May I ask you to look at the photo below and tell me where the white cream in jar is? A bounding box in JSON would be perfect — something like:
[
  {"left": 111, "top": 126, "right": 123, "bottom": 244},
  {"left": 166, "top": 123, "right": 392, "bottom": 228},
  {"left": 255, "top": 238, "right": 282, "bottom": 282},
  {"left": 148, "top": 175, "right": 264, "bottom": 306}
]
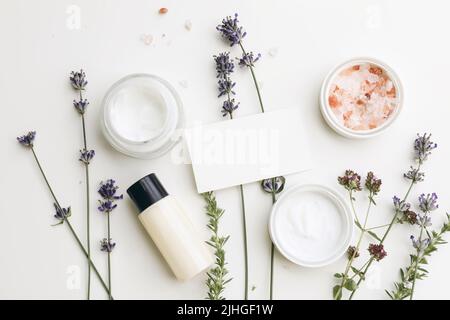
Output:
[{"left": 269, "top": 184, "right": 353, "bottom": 267}]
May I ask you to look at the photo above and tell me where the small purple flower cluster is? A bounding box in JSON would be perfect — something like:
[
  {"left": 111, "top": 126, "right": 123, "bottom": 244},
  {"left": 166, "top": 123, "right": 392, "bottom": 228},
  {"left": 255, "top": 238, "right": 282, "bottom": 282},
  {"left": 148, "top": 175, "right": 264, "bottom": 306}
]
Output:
[
  {"left": 365, "top": 172, "right": 382, "bottom": 195},
  {"left": 414, "top": 133, "right": 437, "bottom": 164},
  {"left": 338, "top": 170, "right": 362, "bottom": 192},
  {"left": 17, "top": 131, "right": 36, "bottom": 148},
  {"left": 98, "top": 179, "right": 123, "bottom": 214},
  {"left": 214, "top": 52, "right": 240, "bottom": 117},
  {"left": 79, "top": 149, "right": 95, "bottom": 165},
  {"left": 261, "top": 176, "right": 286, "bottom": 194},
  {"left": 368, "top": 243, "right": 387, "bottom": 261},
  {"left": 100, "top": 238, "right": 116, "bottom": 253},
  {"left": 216, "top": 13, "right": 246, "bottom": 47}
]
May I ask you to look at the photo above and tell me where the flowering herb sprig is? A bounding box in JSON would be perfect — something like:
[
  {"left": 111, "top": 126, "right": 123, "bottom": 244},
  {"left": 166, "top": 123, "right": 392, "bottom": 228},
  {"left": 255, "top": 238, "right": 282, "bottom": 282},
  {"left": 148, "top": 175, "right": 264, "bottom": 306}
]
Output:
[
  {"left": 387, "top": 197, "right": 449, "bottom": 300},
  {"left": 70, "top": 69, "right": 95, "bottom": 299},
  {"left": 203, "top": 192, "right": 231, "bottom": 300},
  {"left": 17, "top": 131, "right": 111, "bottom": 297},
  {"left": 98, "top": 179, "right": 123, "bottom": 300},
  {"left": 333, "top": 171, "right": 382, "bottom": 300},
  {"left": 218, "top": 13, "right": 286, "bottom": 300},
  {"left": 206, "top": 52, "right": 235, "bottom": 299},
  {"left": 340, "top": 133, "right": 437, "bottom": 300}
]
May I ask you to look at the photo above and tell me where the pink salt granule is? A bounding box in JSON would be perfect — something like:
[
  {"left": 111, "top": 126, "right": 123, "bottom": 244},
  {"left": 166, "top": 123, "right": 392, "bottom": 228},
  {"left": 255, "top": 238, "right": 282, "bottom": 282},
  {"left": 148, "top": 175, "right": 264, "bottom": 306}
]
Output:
[{"left": 327, "top": 63, "right": 398, "bottom": 131}]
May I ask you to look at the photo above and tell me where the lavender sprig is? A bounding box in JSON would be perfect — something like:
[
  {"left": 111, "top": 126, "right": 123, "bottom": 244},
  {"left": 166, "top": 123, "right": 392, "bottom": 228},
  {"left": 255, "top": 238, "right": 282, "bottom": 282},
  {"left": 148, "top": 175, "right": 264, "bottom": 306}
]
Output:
[
  {"left": 347, "top": 133, "right": 437, "bottom": 300},
  {"left": 70, "top": 69, "right": 95, "bottom": 299},
  {"left": 98, "top": 179, "right": 122, "bottom": 300},
  {"left": 17, "top": 131, "right": 112, "bottom": 297}
]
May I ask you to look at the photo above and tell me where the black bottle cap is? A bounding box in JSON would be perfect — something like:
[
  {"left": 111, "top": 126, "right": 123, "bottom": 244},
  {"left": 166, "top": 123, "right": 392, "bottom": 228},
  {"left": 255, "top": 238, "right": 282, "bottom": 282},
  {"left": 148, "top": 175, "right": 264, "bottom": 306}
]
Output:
[{"left": 127, "top": 173, "right": 169, "bottom": 214}]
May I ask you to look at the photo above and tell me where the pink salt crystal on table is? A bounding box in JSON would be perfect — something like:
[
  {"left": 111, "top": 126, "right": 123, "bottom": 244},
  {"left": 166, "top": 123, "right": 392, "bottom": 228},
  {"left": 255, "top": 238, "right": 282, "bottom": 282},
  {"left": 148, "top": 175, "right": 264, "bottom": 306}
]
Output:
[{"left": 327, "top": 63, "right": 398, "bottom": 131}]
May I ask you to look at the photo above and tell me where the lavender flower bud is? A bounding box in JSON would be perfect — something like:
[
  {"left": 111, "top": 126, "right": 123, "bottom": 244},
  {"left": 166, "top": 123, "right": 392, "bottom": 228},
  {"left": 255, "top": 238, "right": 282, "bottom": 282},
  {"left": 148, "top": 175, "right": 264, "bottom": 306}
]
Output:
[
  {"left": 221, "top": 99, "right": 239, "bottom": 117},
  {"left": 418, "top": 214, "right": 432, "bottom": 227},
  {"left": 70, "top": 69, "right": 88, "bottom": 90},
  {"left": 53, "top": 203, "right": 71, "bottom": 221},
  {"left": 414, "top": 133, "right": 437, "bottom": 164},
  {"left": 410, "top": 235, "right": 430, "bottom": 253},
  {"left": 418, "top": 193, "right": 439, "bottom": 213},
  {"left": 218, "top": 79, "right": 236, "bottom": 98},
  {"left": 98, "top": 179, "right": 123, "bottom": 201},
  {"left": 100, "top": 238, "right": 116, "bottom": 253},
  {"left": 17, "top": 131, "right": 36, "bottom": 147},
  {"left": 98, "top": 200, "right": 117, "bottom": 213},
  {"left": 238, "top": 52, "right": 261, "bottom": 67},
  {"left": 214, "top": 52, "right": 235, "bottom": 79},
  {"left": 368, "top": 243, "right": 387, "bottom": 261},
  {"left": 79, "top": 149, "right": 95, "bottom": 165},
  {"left": 216, "top": 13, "right": 247, "bottom": 46},
  {"left": 338, "top": 170, "right": 362, "bottom": 192},
  {"left": 393, "top": 196, "right": 411, "bottom": 212},
  {"left": 73, "top": 99, "right": 89, "bottom": 114},
  {"left": 365, "top": 171, "right": 382, "bottom": 195},
  {"left": 261, "top": 176, "right": 286, "bottom": 194},
  {"left": 404, "top": 166, "right": 424, "bottom": 183}
]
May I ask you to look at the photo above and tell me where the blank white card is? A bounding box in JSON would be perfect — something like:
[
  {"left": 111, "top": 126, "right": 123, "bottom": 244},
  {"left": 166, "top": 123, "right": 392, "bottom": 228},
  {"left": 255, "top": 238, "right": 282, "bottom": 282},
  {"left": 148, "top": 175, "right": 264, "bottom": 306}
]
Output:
[{"left": 184, "top": 108, "right": 312, "bottom": 193}]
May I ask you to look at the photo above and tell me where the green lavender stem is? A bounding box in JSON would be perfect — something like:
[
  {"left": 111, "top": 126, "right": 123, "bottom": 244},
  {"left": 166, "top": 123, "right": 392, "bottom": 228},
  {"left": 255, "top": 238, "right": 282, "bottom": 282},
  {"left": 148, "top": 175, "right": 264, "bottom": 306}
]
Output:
[
  {"left": 230, "top": 110, "right": 248, "bottom": 300},
  {"left": 349, "top": 176, "right": 417, "bottom": 300},
  {"left": 30, "top": 147, "right": 112, "bottom": 298},
  {"left": 270, "top": 180, "right": 276, "bottom": 300},
  {"left": 238, "top": 42, "right": 265, "bottom": 113},
  {"left": 79, "top": 89, "right": 92, "bottom": 300},
  {"left": 107, "top": 212, "right": 112, "bottom": 300}
]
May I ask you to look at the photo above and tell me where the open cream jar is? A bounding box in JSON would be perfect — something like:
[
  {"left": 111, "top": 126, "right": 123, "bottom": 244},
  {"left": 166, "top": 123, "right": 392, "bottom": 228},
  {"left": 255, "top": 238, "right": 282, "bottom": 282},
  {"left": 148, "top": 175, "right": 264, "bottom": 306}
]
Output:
[
  {"left": 269, "top": 184, "right": 353, "bottom": 268},
  {"left": 320, "top": 57, "right": 403, "bottom": 139},
  {"left": 101, "top": 74, "right": 184, "bottom": 158}
]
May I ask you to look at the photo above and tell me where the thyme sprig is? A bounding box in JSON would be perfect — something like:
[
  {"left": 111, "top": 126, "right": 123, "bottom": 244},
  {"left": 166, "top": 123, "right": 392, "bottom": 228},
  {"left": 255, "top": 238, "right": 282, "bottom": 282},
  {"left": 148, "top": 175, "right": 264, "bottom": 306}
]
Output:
[{"left": 203, "top": 192, "right": 231, "bottom": 300}]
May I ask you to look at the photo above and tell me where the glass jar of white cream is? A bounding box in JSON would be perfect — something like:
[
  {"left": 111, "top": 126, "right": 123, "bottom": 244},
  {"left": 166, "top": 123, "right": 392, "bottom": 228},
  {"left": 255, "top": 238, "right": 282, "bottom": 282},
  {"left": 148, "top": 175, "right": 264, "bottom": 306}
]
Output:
[{"left": 101, "top": 74, "right": 184, "bottom": 158}]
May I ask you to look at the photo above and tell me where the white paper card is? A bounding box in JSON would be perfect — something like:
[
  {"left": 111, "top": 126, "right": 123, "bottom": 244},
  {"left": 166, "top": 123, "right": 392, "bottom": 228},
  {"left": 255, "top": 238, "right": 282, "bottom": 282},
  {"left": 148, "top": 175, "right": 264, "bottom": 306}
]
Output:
[{"left": 184, "top": 108, "right": 312, "bottom": 193}]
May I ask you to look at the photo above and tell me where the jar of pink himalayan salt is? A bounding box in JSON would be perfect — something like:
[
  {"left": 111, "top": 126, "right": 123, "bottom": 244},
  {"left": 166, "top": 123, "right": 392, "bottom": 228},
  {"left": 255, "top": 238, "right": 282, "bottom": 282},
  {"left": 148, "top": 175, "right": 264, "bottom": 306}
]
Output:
[{"left": 320, "top": 57, "right": 403, "bottom": 139}]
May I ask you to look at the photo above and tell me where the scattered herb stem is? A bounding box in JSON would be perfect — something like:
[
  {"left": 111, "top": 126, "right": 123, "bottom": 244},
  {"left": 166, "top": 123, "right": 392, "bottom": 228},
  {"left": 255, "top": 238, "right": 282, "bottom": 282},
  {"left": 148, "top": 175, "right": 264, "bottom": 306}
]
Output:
[
  {"left": 30, "top": 147, "right": 112, "bottom": 298},
  {"left": 238, "top": 42, "right": 264, "bottom": 113}
]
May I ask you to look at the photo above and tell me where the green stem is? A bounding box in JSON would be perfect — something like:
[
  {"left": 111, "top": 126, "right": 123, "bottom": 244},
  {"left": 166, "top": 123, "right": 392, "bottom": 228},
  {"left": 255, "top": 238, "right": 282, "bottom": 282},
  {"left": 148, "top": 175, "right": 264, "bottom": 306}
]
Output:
[
  {"left": 230, "top": 110, "right": 248, "bottom": 300},
  {"left": 107, "top": 212, "right": 112, "bottom": 300},
  {"left": 336, "top": 192, "right": 373, "bottom": 299},
  {"left": 366, "top": 224, "right": 391, "bottom": 231},
  {"left": 349, "top": 175, "right": 417, "bottom": 300},
  {"left": 410, "top": 217, "right": 426, "bottom": 300},
  {"left": 238, "top": 42, "right": 265, "bottom": 113},
  {"left": 30, "top": 147, "right": 111, "bottom": 298},
  {"left": 349, "top": 191, "right": 361, "bottom": 226},
  {"left": 270, "top": 182, "right": 276, "bottom": 300},
  {"left": 81, "top": 112, "right": 91, "bottom": 300},
  {"left": 239, "top": 184, "right": 248, "bottom": 300}
]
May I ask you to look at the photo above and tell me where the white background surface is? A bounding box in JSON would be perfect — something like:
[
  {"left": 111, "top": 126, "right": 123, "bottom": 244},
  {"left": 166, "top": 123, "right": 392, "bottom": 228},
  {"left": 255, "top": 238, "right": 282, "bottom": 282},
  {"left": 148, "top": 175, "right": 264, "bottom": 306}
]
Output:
[{"left": 1, "top": 0, "right": 449, "bottom": 300}]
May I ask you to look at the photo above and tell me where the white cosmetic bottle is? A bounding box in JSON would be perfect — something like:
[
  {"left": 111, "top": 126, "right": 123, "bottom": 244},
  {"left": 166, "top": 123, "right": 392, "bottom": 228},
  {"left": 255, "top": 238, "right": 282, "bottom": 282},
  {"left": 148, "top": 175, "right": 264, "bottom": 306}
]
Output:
[{"left": 127, "top": 173, "right": 213, "bottom": 281}]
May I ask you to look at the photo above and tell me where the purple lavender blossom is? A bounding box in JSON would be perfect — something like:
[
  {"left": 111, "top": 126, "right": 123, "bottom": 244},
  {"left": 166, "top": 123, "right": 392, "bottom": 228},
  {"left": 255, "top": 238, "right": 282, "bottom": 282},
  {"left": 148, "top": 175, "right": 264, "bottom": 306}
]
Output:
[
  {"left": 98, "top": 179, "right": 123, "bottom": 201},
  {"left": 17, "top": 131, "right": 36, "bottom": 147},
  {"left": 418, "top": 214, "right": 432, "bottom": 227},
  {"left": 218, "top": 79, "right": 236, "bottom": 98},
  {"left": 238, "top": 52, "right": 261, "bottom": 67},
  {"left": 404, "top": 166, "right": 425, "bottom": 183},
  {"left": 261, "top": 176, "right": 286, "bottom": 194},
  {"left": 70, "top": 69, "right": 88, "bottom": 90},
  {"left": 53, "top": 203, "right": 71, "bottom": 221},
  {"left": 216, "top": 13, "right": 247, "bottom": 46},
  {"left": 221, "top": 99, "right": 239, "bottom": 117},
  {"left": 100, "top": 238, "right": 116, "bottom": 253},
  {"left": 214, "top": 52, "right": 235, "bottom": 79},
  {"left": 79, "top": 149, "right": 95, "bottom": 165},
  {"left": 393, "top": 196, "right": 411, "bottom": 212},
  {"left": 98, "top": 179, "right": 123, "bottom": 214},
  {"left": 414, "top": 133, "right": 437, "bottom": 164},
  {"left": 418, "top": 193, "right": 439, "bottom": 213},
  {"left": 73, "top": 99, "right": 89, "bottom": 114},
  {"left": 410, "top": 235, "right": 430, "bottom": 253}
]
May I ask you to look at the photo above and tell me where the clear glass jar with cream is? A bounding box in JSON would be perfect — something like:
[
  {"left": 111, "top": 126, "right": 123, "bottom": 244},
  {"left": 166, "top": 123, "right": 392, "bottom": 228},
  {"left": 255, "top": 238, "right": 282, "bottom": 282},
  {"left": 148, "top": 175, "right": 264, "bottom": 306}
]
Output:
[{"left": 101, "top": 74, "right": 184, "bottom": 158}]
